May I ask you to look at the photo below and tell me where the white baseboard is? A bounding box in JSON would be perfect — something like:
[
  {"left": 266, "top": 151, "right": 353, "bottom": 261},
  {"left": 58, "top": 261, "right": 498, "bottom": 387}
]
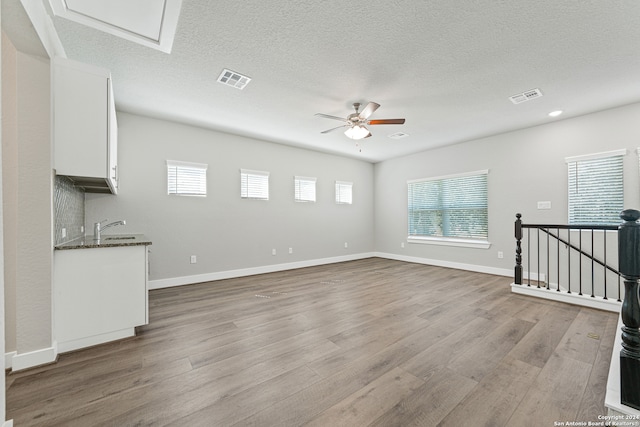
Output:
[
  {"left": 3, "top": 420, "right": 14, "bottom": 427},
  {"left": 374, "top": 252, "right": 513, "bottom": 277},
  {"left": 510, "top": 282, "right": 621, "bottom": 312},
  {"left": 10, "top": 346, "right": 57, "bottom": 372},
  {"left": 57, "top": 328, "right": 135, "bottom": 354},
  {"left": 149, "top": 252, "right": 377, "bottom": 290},
  {"left": 4, "top": 351, "right": 16, "bottom": 370}
]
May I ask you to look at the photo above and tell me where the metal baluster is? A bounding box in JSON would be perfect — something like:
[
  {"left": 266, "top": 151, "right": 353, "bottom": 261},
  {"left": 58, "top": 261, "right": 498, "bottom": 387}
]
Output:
[
  {"left": 557, "top": 227, "right": 560, "bottom": 292},
  {"left": 591, "top": 229, "right": 595, "bottom": 298},
  {"left": 527, "top": 227, "right": 531, "bottom": 286},
  {"left": 537, "top": 228, "right": 541, "bottom": 288},
  {"left": 619, "top": 273, "right": 622, "bottom": 302},
  {"left": 567, "top": 229, "right": 571, "bottom": 294},
  {"left": 568, "top": 227, "right": 572, "bottom": 294},
  {"left": 579, "top": 230, "right": 583, "bottom": 296},
  {"left": 604, "top": 229, "right": 608, "bottom": 300},
  {"left": 546, "top": 228, "right": 550, "bottom": 290}
]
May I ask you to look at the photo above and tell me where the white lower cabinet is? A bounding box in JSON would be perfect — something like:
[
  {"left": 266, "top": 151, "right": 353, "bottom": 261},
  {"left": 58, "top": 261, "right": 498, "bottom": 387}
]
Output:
[{"left": 54, "top": 245, "right": 148, "bottom": 353}]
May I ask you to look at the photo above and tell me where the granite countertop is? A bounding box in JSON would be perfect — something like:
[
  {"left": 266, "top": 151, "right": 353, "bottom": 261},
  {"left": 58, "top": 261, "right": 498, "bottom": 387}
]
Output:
[{"left": 55, "top": 234, "right": 152, "bottom": 250}]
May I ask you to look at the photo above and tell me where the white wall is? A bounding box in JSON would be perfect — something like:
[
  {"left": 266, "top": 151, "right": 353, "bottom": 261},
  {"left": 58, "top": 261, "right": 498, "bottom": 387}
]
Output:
[
  {"left": 86, "top": 104, "right": 640, "bottom": 287},
  {"left": 0, "top": 5, "right": 6, "bottom": 424},
  {"left": 1, "top": 33, "right": 53, "bottom": 367},
  {"left": 1, "top": 33, "right": 16, "bottom": 356},
  {"left": 15, "top": 50, "right": 52, "bottom": 355},
  {"left": 374, "top": 102, "right": 640, "bottom": 274},
  {"left": 85, "top": 113, "right": 375, "bottom": 286}
]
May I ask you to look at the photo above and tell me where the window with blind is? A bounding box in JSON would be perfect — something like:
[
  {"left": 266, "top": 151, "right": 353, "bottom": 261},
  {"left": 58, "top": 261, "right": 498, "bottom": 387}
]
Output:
[
  {"left": 335, "top": 181, "right": 353, "bottom": 204},
  {"left": 167, "top": 160, "right": 207, "bottom": 196},
  {"left": 294, "top": 176, "right": 316, "bottom": 202},
  {"left": 566, "top": 149, "right": 625, "bottom": 225},
  {"left": 240, "top": 169, "right": 269, "bottom": 200},
  {"left": 407, "top": 170, "right": 489, "bottom": 245}
]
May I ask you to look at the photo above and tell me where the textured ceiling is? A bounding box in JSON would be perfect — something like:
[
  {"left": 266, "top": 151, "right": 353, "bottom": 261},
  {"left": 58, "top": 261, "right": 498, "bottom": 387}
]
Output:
[
  {"left": 2, "top": 0, "right": 48, "bottom": 58},
  {"left": 9, "top": 1, "right": 640, "bottom": 162}
]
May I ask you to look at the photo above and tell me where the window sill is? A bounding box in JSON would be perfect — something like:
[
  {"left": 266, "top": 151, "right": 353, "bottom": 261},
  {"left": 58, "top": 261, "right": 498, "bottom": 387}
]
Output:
[{"left": 407, "top": 236, "right": 492, "bottom": 249}]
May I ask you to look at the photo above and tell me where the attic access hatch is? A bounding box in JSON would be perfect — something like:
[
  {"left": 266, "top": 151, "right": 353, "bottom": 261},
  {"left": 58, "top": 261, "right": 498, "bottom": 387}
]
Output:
[{"left": 48, "top": 0, "right": 183, "bottom": 53}]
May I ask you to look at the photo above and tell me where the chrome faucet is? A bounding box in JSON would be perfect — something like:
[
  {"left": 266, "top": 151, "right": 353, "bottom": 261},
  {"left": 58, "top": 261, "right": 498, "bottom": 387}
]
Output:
[{"left": 93, "top": 219, "right": 126, "bottom": 240}]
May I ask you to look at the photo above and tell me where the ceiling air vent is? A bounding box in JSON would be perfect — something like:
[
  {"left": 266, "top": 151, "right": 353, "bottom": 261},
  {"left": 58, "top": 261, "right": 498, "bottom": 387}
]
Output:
[
  {"left": 509, "top": 88, "right": 543, "bottom": 104},
  {"left": 217, "top": 69, "right": 251, "bottom": 90}
]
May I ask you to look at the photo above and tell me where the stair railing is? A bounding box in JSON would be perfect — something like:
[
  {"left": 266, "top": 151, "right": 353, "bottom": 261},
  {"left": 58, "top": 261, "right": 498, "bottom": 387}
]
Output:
[
  {"left": 515, "top": 210, "right": 640, "bottom": 410},
  {"left": 514, "top": 213, "right": 621, "bottom": 301}
]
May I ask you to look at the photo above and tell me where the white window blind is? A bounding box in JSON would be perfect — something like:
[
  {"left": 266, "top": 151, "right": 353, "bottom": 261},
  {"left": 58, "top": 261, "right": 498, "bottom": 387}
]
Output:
[
  {"left": 240, "top": 169, "right": 269, "bottom": 200},
  {"left": 167, "top": 160, "right": 207, "bottom": 196},
  {"left": 408, "top": 170, "right": 488, "bottom": 240},
  {"left": 294, "top": 176, "right": 316, "bottom": 202},
  {"left": 335, "top": 181, "right": 353, "bottom": 204},
  {"left": 567, "top": 150, "right": 625, "bottom": 225}
]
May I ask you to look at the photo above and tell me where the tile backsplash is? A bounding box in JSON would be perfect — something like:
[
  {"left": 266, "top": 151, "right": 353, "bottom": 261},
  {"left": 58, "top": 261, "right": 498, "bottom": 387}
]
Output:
[{"left": 54, "top": 175, "right": 84, "bottom": 245}]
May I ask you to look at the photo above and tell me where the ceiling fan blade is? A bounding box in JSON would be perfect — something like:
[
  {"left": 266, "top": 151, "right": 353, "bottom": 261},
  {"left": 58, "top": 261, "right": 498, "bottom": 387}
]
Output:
[
  {"left": 358, "top": 102, "right": 380, "bottom": 120},
  {"left": 321, "top": 125, "right": 349, "bottom": 134},
  {"left": 315, "top": 113, "right": 348, "bottom": 122},
  {"left": 367, "top": 119, "right": 406, "bottom": 125}
]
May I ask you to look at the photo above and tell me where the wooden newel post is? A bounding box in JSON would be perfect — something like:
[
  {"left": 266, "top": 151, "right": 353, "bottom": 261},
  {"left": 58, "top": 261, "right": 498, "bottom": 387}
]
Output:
[
  {"left": 618, "top": 208, "right": 640, "bottom": 410},
  {"left": 515, "top": 213, "right": 523, "bottom": 285}
]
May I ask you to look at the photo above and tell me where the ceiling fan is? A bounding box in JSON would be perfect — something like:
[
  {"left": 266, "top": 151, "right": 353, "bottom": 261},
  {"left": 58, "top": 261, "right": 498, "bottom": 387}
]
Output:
[{"left": 315, "top": 102, "right": 405, "bottom": 140}]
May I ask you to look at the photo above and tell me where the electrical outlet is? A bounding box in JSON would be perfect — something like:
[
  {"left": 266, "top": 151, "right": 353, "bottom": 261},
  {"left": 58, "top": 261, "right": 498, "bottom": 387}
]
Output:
[
  {"left": 344, "top": 242, "right": 348, "bottom": 249},
  {"left": 81, "top": 225, "right": 84, "bottom": 233},
  {"left": 537, "top": 201, "right": 552, "bottom": 210},
  {"left": 272, "top": 249, "right": 276, "bottom": 256},
  {"left": 61, "top": 228, "right": 66, "bottom": 238},
  {"left": 289, "top": 247, "right": 293, "bottom": 254},
  {"left": 498, "top": 251, "right": 504, "bottom": 259},
  {"left": 190, "top": 255, "right": 197, "bottom": 264},
  {"left": 401, "top": 242, "right": 405, "bottom": 248}
]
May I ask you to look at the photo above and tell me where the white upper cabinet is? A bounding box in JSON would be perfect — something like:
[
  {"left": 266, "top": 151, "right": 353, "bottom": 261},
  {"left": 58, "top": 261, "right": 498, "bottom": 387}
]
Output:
[{"left": 53, "top": 56, "right": 118, "bottom": 194}]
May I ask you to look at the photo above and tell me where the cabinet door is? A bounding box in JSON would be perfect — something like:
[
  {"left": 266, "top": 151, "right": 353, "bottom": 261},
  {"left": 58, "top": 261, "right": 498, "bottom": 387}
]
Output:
[
  {"left": 107, "top": 77, "right": 118, "bottom": 193},
  {"left": 53, "top": 58, "right": 108, "bottom": 179},
  {"left": 54, "top": 246, "right": 147, "bottom": 345}
]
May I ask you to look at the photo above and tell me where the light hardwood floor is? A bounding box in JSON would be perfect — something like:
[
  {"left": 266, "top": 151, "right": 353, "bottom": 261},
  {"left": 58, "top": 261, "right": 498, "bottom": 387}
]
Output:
[{"left": 6, "top": 258, "right": 617, "bottom": 426}]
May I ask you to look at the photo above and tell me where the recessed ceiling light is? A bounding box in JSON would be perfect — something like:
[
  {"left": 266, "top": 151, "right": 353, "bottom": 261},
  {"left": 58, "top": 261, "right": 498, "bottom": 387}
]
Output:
[{"left": 548, "top": 110, "right": 563, "bottom": 117}]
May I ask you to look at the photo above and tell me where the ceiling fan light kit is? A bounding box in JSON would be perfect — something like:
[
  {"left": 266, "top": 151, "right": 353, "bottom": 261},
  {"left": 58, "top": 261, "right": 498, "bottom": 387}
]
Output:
[
  {"left": 315, "top": 101, "right": 406, "bottom": 143},
  {"left": 344, "top": 125, "right": 371, "bottom": 140}
]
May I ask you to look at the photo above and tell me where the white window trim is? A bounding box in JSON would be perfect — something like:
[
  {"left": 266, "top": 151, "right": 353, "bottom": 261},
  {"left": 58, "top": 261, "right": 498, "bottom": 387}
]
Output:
[
  {"left": 335, "top": 180, "right": 353, "bottom": 205},
  {"left": 294, "top": 176, "right": 317, "bottom": 203},
  {"left": 566, "top": 149, "right": 625, "bottom": 225},
  {"left": 565, "top": 148, "right": 627, "bottom": 163},
  {"left": 167, "top": 160, "right": 207, "bottom": 197},
  {"left": 407, "top": 235, "right": 491, "bottom": 249},
  {"left": 240, "top": 168, "right": 270, "bottom": 200},
  {"left": 637, "top": 147, "right": 640, "bottom": 181},
  {"left": 407, "top": 169, "right": 489, "bottom": 184},
  {"left": 407, "top": 169, "right": 490, "bottom": 248}
]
